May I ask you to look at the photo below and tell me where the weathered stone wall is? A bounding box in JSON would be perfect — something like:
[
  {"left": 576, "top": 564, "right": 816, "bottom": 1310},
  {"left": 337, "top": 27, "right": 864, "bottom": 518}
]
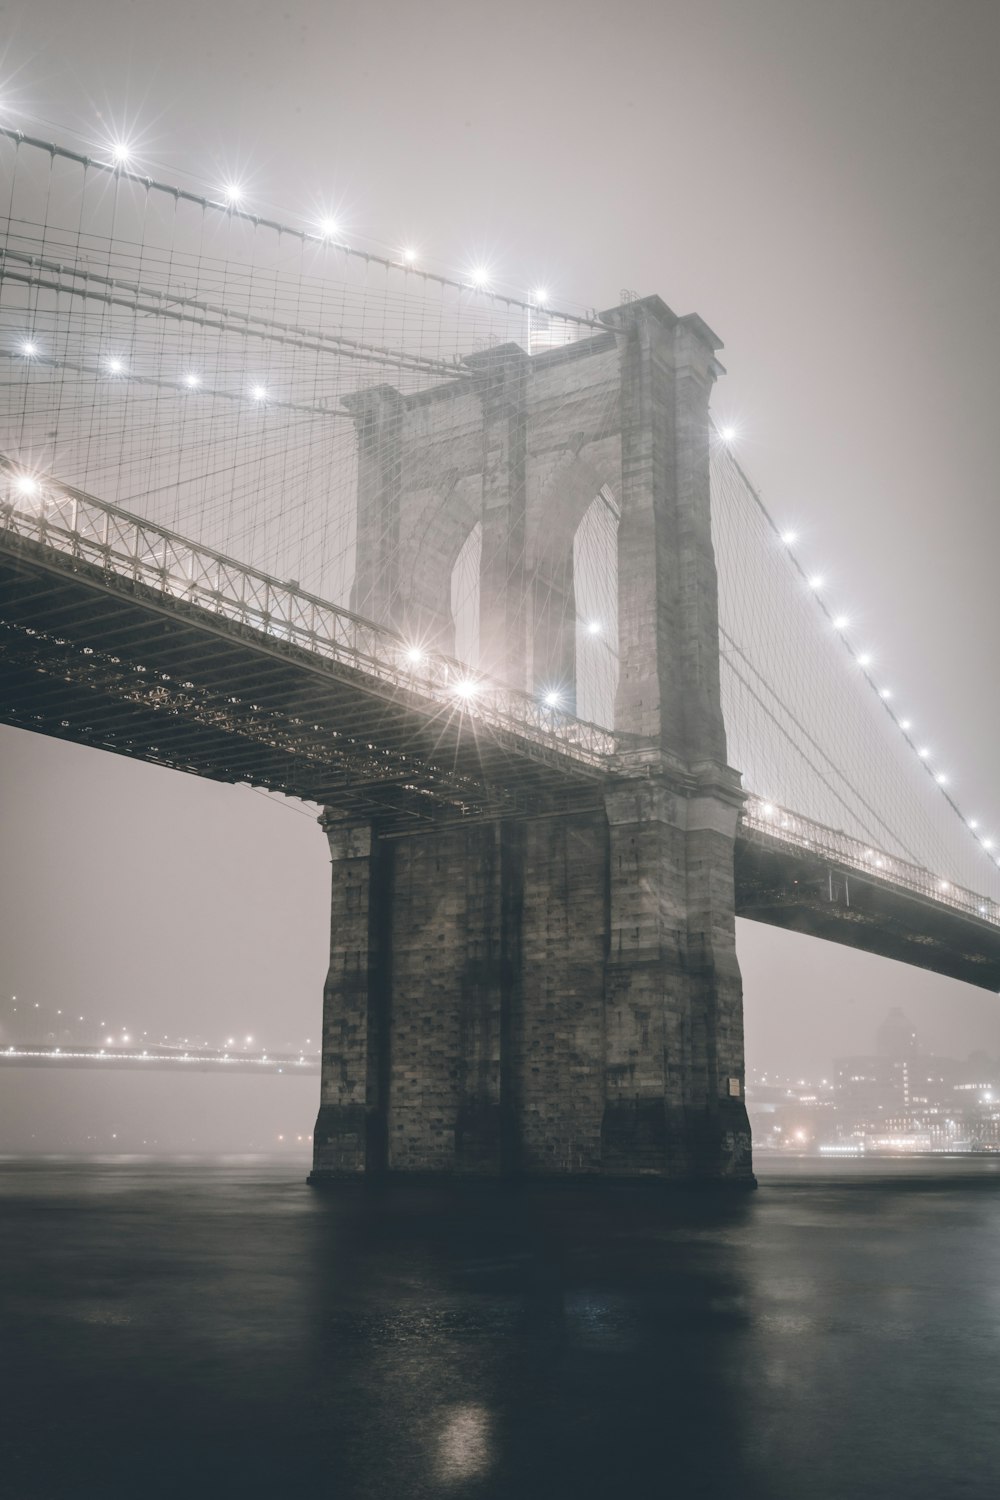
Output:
[{"left": 516, "top": 811, "right": 608, "bottom": 1173}]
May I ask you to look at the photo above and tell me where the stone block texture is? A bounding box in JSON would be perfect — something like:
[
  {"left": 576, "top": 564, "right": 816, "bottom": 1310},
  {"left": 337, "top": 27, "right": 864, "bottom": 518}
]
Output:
[{"left": 311, "top": 295, "right": 753, "bottom": 1183}]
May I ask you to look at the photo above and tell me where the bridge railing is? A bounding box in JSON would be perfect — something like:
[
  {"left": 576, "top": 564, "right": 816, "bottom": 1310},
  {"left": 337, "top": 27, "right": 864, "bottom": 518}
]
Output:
[
  {"left": 0, "top": 468, "right": 619, "bottom": 769},
  {"left": 742, "top": 795, "right": 1000, "bottom": 928}
]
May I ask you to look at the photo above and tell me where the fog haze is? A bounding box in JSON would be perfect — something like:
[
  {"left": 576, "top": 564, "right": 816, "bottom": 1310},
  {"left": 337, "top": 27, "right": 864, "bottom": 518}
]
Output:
[{"left": 2, "top": 0, "right": 1000, "bottom": 1149}]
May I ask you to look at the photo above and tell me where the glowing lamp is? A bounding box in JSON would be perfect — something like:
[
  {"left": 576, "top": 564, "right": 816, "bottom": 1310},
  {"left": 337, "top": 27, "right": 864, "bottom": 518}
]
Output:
[
  {"left": 19, "top": 339, "right": 38, "bottom": 357},
  {"left": 780, "top": 530, "right": 797, "bottom": 545},
  {"left": 12, "top": 474, "right": 39, "bottom": 497},
  {"left": 833, "top": 616, "right": 849, "bottom": 631},
  {"left": 808, "top": 575, "right": 824, "bottom": 591},
  {"left": 105, "top": 356, "right": 125, "bottom": 375},
  {"left": 543, "top": 691, "right": 561, "bottom": 709},
  {"left": 250, "top": 385, "right": 268, "bottom": 402},
  {"left": 453, "top": 678, "right": 478, "bottom": 700},
  {"left": 183, "top": 372, "right": 201, "bottom": 388}
]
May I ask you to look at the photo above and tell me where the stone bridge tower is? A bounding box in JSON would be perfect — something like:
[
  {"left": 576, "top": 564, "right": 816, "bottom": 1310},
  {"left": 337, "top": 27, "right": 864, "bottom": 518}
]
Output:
[{"left": 310, "top": 295, "right": 753, "bottom": 1183}]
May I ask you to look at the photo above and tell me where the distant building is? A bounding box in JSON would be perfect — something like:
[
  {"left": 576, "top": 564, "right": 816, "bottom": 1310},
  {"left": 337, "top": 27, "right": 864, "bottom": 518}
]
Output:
[{"left": 748, "top": 1006, "right": 1000, "bottom": 1154}]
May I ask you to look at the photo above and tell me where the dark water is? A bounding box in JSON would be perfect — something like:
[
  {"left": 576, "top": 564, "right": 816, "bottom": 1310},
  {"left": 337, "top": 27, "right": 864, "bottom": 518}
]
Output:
[{"left": 3, "top": 1158, "right": 1000, "bottom": 1499}]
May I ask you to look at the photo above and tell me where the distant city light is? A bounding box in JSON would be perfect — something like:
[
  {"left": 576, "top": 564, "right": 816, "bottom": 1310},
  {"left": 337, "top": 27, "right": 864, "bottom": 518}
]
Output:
[
  {"left": 400, "top": 246, "right": 417, "bottom": 265},
  {"left": 110, "top": 141, "right": 132, "bottom": 166},
  {"left": 833, "top": 616, "right": 849, "bottom": 631},
  {"left": 404, "top": 645, "right": 424, "bottom": 665},
  {"left": 780, "top": 530, "right": 797, "bottom": 545},
  {"left": 879, "top": 688, "right": 892, "bottom": 699},
  {"left": 761, "top": 803, "right": 775, "bottom": 817},
  {"left": 532, "top": 287, "right": 549, "bottom": 307},
  {"left": 318, "top": 216, "right": 340, "bottom": 239},
  {"left": 935, "top": 773, "right": 949, "bottom": 786},
  {"left": 249, "top": 384, "right": 268, "bottom": 402},
  {"left": 223, "top": 183, "right": 243, "bottom": 206},
  {"left": 12, "top": 473, "right": 39, "bottom": 496},
  {"left": 900, "top": 719, "right": 912, "bottom": 731},
  {"left": 543, "top": 691, "right": 561, "bottom": 708},
  {"left": 105, "top": 356, "right": 126, "bottom": 375},
  {"left": 808, "top": 575, "right": 824, "bottom": 590},
  {"left": 969, "top": 819, "right": 979, "bottom": 830},
  {"left": 19, "top": 338, "right": 38, "bottom": 357},
  {"left": 984, "top": 838, "right": 994, "bottom": 850},
  {"left": 453, "top": 678, "right": 479, "bottom": 700},
  {"left": 586, "top": 620, "right": 602, "bottom": 636},
  {"left": 857, "top": 653, "right": 872, "bottom": 667},
  {"left": 720, "top": 426, "right": 737, "bottom": 442},
  {"left": 918, "top": 747, "right": 930, "bottom": 759},
  {"left": 468, "top": 265, "right": 491, "bottom": 289},
  {"left": 182, "top": 372, "right": 201, "bottom": 388}
]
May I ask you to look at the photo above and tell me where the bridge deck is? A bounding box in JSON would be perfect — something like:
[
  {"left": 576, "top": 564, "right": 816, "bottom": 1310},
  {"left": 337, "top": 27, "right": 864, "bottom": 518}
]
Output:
[
  {"left": 0, "top": 526, "right": 607, "bottom": 829},
  {"left": 736, "top": 826, "right": 1000, "bottom": 992},
  {"left": 3, "top": 490, "right": 1000, "bottom": 991}
]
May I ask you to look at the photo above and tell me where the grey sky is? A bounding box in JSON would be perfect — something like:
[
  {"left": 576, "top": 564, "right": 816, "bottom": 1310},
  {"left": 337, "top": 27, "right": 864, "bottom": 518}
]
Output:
[{"left": 2, "top": 0, "right": 999, "bottom": 1145}]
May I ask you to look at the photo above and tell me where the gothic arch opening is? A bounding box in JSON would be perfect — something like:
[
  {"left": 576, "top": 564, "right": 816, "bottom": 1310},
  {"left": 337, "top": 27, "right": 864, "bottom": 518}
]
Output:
[
  {"left": 573, "top": 485, "right": 619, "bottom": 727},
  {"left": 450, "top": 520, "right": 481, "bottom": 670}
]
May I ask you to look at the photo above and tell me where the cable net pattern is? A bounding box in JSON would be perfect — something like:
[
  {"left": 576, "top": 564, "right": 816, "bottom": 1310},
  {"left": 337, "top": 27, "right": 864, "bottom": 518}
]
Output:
[
  {"left": 0, "top": 131, "right": 600, "bottom": 615},
  {"left": 712, "top": 442, "right": 1000, "bottom": 904}
]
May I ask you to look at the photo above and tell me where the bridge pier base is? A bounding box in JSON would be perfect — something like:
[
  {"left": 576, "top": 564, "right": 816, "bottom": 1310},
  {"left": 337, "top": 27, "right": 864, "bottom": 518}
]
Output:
[
  {"left": 310, "top": 787, "right": 753, "bottom": 1184},
  {"left": 310, "top": 818, "right": 390, "bottom": 1177},
  {"left": 601, "top": 773, "right": 752, "bottom": 1180}
]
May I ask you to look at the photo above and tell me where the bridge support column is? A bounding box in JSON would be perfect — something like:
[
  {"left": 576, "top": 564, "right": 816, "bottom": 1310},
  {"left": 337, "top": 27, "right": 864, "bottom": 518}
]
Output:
[
  {"left": 309, "top": 817, "right": 390, "bottom": 1177},
  {"left": 597, "top": 294, "right": 753, "bottom": 1181},
  {"left": 343, "top": 386, "right": 405, "bottom": 627},
  {"left": 602, "top": 780, "right": 686, "bottom": 1173},
  {"left": 467, "top": 346, "right": 530, "bottom": 689},
  {"left": 601, "top": 775, "right": 751, "bottom": 1179}
]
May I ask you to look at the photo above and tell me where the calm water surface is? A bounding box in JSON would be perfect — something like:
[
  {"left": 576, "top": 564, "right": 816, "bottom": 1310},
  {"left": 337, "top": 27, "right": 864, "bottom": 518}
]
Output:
[{"left": 2, "top": 1155, "right": 1000, "bottom": 1498}]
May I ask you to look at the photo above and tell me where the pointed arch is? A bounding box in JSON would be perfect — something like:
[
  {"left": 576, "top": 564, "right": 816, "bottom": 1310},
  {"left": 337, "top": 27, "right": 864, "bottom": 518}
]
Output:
[{"left": 573, "top": 485, "right": 619, "bottom": 726}]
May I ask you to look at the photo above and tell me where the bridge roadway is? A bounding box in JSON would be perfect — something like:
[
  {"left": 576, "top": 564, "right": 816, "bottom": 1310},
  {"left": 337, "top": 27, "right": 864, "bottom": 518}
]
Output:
[
  {"left": 0, "top": 1043, "right": 319, "bottom": 1074},
  {"left": 3, "top": 475, "right": 1000, "bottom": 993}
]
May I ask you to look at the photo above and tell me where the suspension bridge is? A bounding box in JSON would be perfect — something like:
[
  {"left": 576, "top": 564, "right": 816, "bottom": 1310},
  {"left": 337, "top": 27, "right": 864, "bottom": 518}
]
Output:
[{"left": 2, "top": 127, "right": 999, "bottom": 1180}]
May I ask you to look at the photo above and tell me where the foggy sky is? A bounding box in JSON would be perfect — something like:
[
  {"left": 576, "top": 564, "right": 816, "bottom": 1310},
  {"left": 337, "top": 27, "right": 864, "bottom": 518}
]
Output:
[{"left": 2, "top": 0, "right": 1000, "bottom": 1147}]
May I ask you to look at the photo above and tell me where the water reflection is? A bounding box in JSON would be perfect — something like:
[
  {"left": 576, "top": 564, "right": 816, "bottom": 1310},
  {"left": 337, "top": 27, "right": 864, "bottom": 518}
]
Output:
[
  {"left": 436, "top": 1404, "right": 493, "bottom": 1483},
  {"left": 2, "top": 1160, "right": 1000, "bottom": 1498}
]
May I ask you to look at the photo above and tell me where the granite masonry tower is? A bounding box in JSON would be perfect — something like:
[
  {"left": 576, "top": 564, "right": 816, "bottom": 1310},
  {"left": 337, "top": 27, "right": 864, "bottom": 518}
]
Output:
[{"left": 309, "top": 295, "right": 753, "bottom": 1183}]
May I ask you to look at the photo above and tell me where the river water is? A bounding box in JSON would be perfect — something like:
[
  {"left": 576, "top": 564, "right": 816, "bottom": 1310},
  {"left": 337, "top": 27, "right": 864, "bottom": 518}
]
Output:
[{"left": 2, "top": 1155, "right": 999, "bottom": 1498}]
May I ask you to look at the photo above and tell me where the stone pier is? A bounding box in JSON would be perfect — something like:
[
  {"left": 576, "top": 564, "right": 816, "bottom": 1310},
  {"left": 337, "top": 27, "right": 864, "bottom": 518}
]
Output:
[{"left": 310, "top": 295, "right": 753, "bottom": 1182}]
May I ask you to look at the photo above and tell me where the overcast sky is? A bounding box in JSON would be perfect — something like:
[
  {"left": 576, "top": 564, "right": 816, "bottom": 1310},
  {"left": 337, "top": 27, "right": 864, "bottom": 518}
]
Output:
[{"left": 2, "top": 0, "right": 1000, "bottom": 1147}]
